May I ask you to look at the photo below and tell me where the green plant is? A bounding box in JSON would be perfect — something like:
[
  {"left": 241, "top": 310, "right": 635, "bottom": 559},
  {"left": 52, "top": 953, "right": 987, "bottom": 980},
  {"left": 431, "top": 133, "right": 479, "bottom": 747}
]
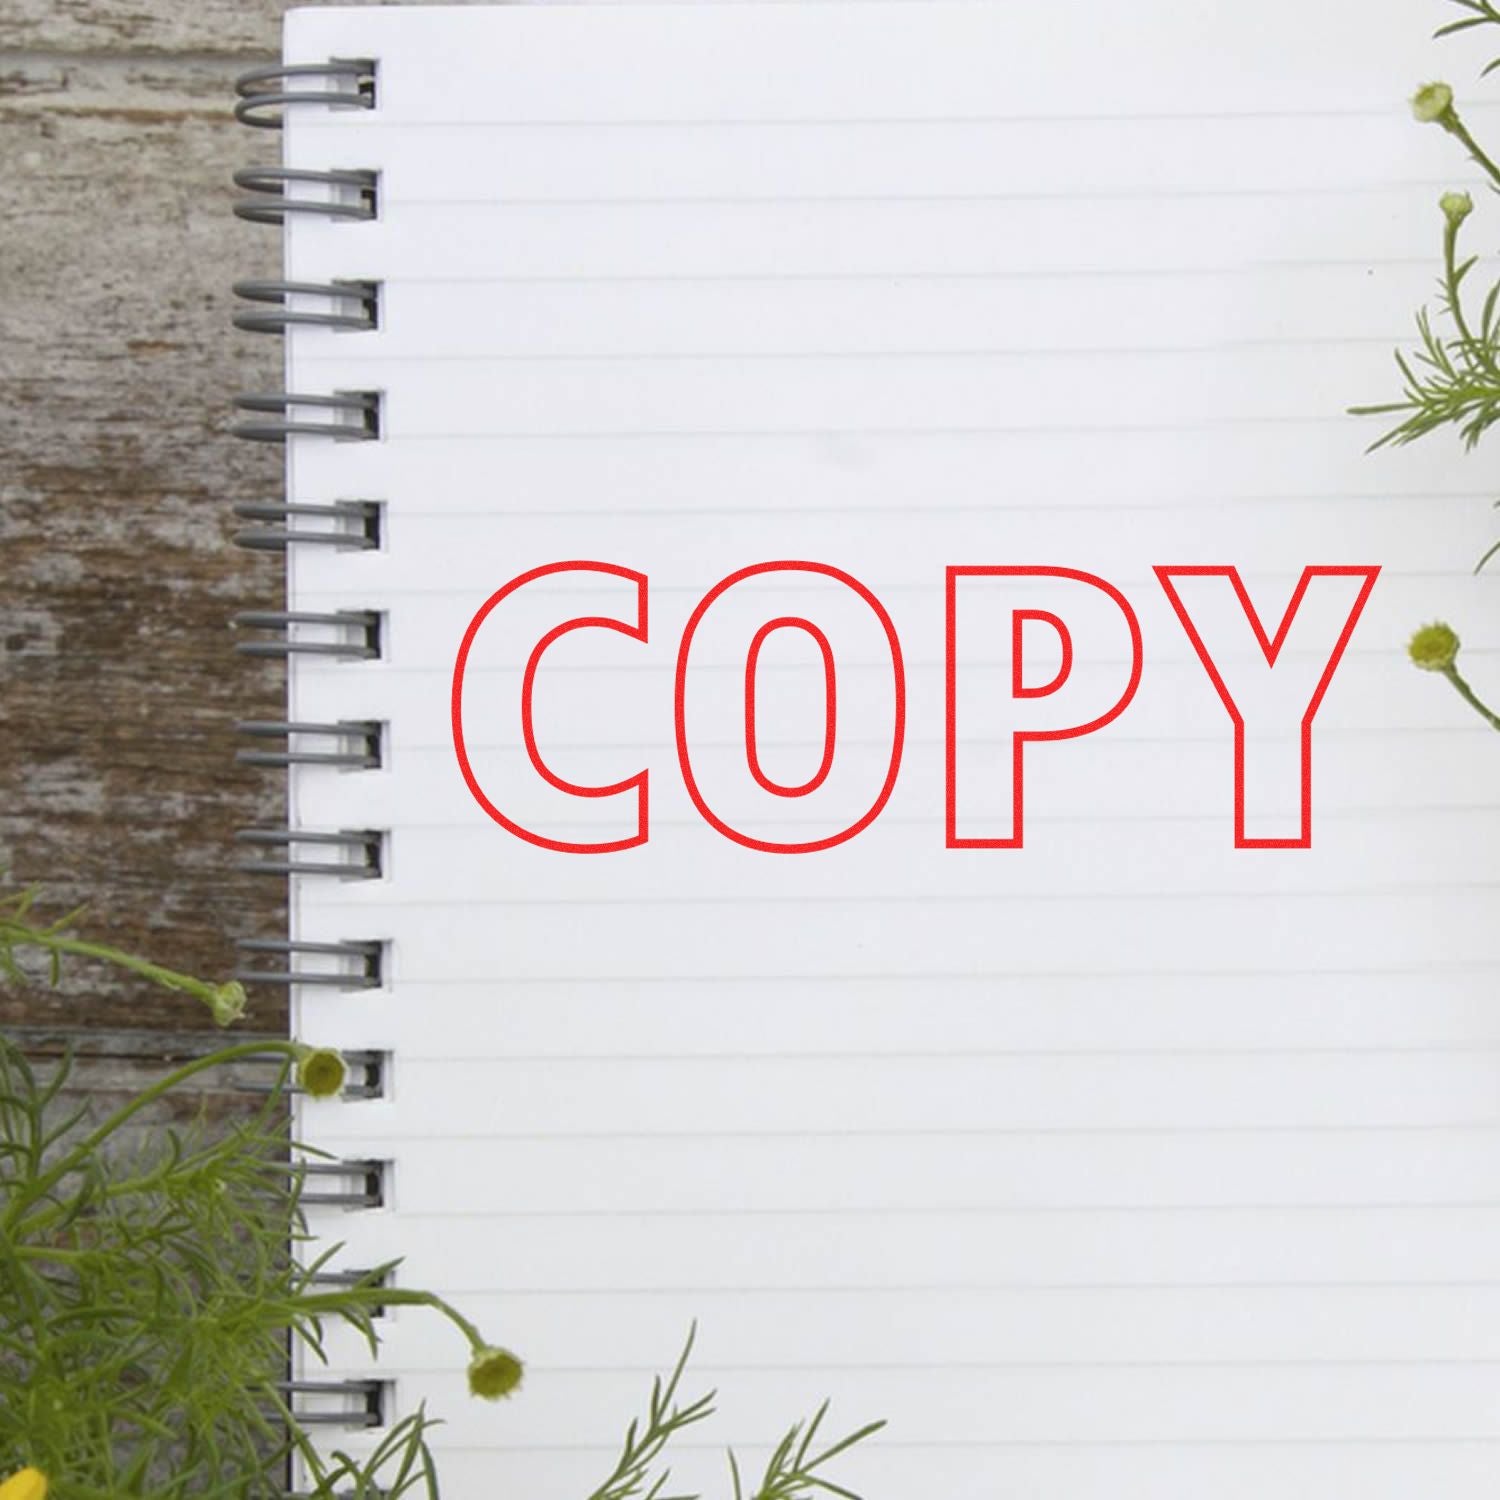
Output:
[
  {"left": 0, "top": 894, "right": 883, "bottom": 1498},
  {"left": 586, "top": 1328, "right": 884, "bottom": 1500},
  {"left": 1353, "top": 0, "right": 1500, "bottom": 729},
  {"left": 0, "top": 889, "right": 521, "bottom": 1499}
]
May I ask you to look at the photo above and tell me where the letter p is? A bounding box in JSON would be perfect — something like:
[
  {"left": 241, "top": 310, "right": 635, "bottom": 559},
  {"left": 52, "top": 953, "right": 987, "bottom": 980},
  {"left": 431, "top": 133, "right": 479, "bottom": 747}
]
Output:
[{"left": 946, "top": 566, "right": 1143, "bottom": 848}]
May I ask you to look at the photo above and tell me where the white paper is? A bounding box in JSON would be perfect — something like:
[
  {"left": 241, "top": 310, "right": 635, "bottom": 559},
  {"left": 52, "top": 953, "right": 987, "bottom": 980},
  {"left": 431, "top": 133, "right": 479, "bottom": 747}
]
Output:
[{"left": 276, "top": 4, "right": 1500, "bottom": 1494}]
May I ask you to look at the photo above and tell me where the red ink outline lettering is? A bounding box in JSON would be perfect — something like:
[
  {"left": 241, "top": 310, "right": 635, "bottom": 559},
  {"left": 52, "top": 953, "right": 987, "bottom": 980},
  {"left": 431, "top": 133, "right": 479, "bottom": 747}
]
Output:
[
  {"left": 1012, "top": 609, "right": 1074, "bottom": 699},
  {"left": 946, "top": 566, "right": 1143, "bottom": 850},
  {"left": 1153, "top": 564, "right": 1379, "bottom": 849},
  {"left": 744, "top": 617, "right": 837, "bottom": 798},
  {"left": 678, "top": 562, "right": 905, "bottom": 853},
  {"left": 452, "top": 560, "right": 649, "bottom": 854}
]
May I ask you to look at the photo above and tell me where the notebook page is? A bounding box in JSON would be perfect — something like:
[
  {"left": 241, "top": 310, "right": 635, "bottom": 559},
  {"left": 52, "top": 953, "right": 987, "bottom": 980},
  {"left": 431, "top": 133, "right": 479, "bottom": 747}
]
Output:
[{"left": 276, "top": 4, "right": 1500, "bottom": 1495}]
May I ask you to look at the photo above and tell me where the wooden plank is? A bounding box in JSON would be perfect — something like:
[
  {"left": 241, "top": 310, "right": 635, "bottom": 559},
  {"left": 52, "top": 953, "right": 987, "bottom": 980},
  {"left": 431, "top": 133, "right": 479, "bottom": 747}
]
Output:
[
  {"left": 0, "top": 0, "right": 567, "bottom": 62},
  {"left": 0, "top": 56, "right": 290, "bottom": 1031},
  {"left": 8, "top": 1026, "right": 292, "bottom": 1168},
  {"left": 0, "top": 3, "right": 282, "bottom": 57}
]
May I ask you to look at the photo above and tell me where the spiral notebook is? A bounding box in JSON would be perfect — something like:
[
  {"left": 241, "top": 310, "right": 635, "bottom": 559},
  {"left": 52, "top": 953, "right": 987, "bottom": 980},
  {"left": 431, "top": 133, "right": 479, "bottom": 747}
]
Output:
[{"left": 228, "top": 3, "right": 1500, "bottom": 1495}]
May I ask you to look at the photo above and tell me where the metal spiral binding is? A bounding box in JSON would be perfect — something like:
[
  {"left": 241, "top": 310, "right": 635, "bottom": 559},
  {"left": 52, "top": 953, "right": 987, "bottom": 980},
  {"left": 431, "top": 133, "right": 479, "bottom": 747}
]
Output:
[
  {"left": 235, "top": 938, "right": 385, "bottom": 989},
  {"left": 234, "top": 59, "right": 377, "bottom": 129},
  {"left": 234, "top": 56, "right": 390, "bottom": 1451},
  {"left": 299, "top": 1159, "right": 388, "bottom": 1209},
  {"left": 233, "top": 391, "right": 380, "bottom": 443},
  {"left": 280, "top": 1380, "right": 386, "bottom": 1428},
  {"left": 233, "top": 280, "right": 379, "bottom": 334},
  {"left": 237, "top": 1050, "right": 384, "bottom": 1098},
  {"left": 308, "top": 1266, "right": 392, "bottom": 1294},
  {"left": 235, "top": 720, "right": 383, "bottom": 769},
  {"left": 232, "top": 609, "right": 381, "bottom": 659},
  {"left": 232, "top": 500, "right": 382, "bottom": 552},
  {"left": 235, "top": 828, "right": 384, "bottom": 879},
  {"left": 233, "top": 166, "right": 379, "bottom": 224}
]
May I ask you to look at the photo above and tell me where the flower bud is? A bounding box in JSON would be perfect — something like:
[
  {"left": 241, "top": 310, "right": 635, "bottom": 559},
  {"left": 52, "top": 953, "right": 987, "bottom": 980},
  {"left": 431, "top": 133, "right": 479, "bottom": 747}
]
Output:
[
  {"left": 467, "top": 1345, "right": 524, "bottom": 1400},
  {"left": 1408, "top": 621, "right": 1460, "bottom": 672},
  {"left": 1412, "top": 81, "right": 1456, "bottom": 125},
  {"left": 1441, "top": 190, "right": 1474, "bottom": 226},
  {"left": 294, "top": 1045, "right": 347, "bottom": 1100},
  {"left": 208, "top": 981, "right": 247, "bottom": 1027},
  {"left": 0, "top": 1469, "right": 48, "bottom": 1500}
]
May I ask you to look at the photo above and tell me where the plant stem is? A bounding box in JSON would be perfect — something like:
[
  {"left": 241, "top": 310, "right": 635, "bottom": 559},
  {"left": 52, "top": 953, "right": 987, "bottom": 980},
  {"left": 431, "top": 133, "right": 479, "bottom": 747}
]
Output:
[
  {"left": 292, "top": 1288, "right": 486, "bottom": 1350},
  {"left": 2, "top": 1041, "right": 303, "bottom": 1234},
  {"left": 1443, "top": 662, "right": 1500, "bottom": 729},
  {"left": 1444, "top": 109, "right": 1500, "bottom": 192},
  {"left": 0, "top": 922, "right": 241, "bottom": 1022}
]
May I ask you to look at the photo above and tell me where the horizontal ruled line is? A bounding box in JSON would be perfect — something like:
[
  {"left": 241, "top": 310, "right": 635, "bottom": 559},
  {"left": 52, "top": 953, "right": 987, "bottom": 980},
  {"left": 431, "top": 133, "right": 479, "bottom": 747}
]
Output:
[
  {"left": 310, "top": 1202, "right": 1500, "bottom": 1221},
  {"left": 342, "top": 964, "right": 1500, "bottom": 984},
  {"left": 298, "top": 882, "right": 1500, "bottom": 908},
  {"left": 309, "top": 1123, "right": 1500, "bottom": 1142},
  {"left": 383, "top": 183, "right": 1454, "bottom": 207},
  {"left": 273, "top": 490, "right": 1498, "bottom": 516},
  {"left": 365, "top": 1358, "right": 1500, "bottom": 1375},
  {"left": 318, "top": 1199, "right": 1500, "bottom": 1217},
  {"left": 291, "top": 106, "right": 1500, "bottom": 127},
  {"left": 331, "top": 1279, "right": 1500, "bottom": 1295},
  {"left": 404, "top": 1437, "right": 1500, "bottom": 1452},
  {"left": 354, "top": 259, "right": 1439, "bottom": 284},
  {"left": 381, "top": 418, "right": 1398, "bottom": 439},
  {"left": 292, "top": 337, "right": 1415, "bottom": 363},
  {"left": 394, "top": 1046, "right": 1500, "bottom": 1062}
]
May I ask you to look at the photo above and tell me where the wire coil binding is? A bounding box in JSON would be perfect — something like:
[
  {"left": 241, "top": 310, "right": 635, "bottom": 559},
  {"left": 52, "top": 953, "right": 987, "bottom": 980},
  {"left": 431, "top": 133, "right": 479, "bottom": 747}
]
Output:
[
  {"left": 233, "top": 166, "right": 378, "bottom": 224},
  {"left": 235, "top": 59, "right": 377, "bottom": 128},
  {"left": 231, "top": 609, "right": 381, "bottom": 659},
  {"left": 235, "top": 938, "right": 385, "bottom": 989},
  {"left": 233, "top": 56, "right": 390, "bottom": 1441},
  {"left": 232, "top": 500, "right": 382, "bottom": 552},
  {"left": 235, "top": 827, "right": 384, "bottom": 879},
  {"left": 233, "top": 391, "right": 380, "bottom": 443},
  {"left": 233, "top": 279, "right": 379, "bottom": 334},
  {"left": 235, "top": 719, "right": 383, "bottom": 769},
  {"left": 298, "top": 1159, "right": 388, "bottom": 1210},
  {"left": 279, "top": 1380, "right": 386, "bottom": 1428},
  {"left": 237, "top": 1047, "right": 385, "bottom": 1099}
]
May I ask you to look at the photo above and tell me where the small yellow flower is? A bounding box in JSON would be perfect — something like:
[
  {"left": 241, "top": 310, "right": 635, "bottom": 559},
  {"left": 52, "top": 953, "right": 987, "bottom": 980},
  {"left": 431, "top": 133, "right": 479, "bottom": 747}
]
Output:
[
  {"left": 0, "top": 1468, "right": 48, "bottom": 1500},
  {"left": 467, "top": 1345, "right": 524, "bottom": 1400},
  {"left": 208, "top": 981, "right": 247, "bottom": 1027},
  {"left": 1408, "top": 621, "right": 1460, "bottom": 672},
  {"left": 295, "top": 1045, "right": 347, "bottom": 1100},
  {"left": 1412, "top": 80, "right": 1456, "bottom": 125},
  {"left": 1441, "top": 190, "right": 1474, "bottom": 227}
]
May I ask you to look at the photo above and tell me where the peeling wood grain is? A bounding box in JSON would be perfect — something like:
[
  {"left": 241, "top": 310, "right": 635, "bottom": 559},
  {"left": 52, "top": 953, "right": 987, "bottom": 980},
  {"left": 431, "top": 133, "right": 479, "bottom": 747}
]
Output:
[
  {"left": 1, "top": 57, "right": 291, "bottom": 1033},
  {"left": 0, "top": 0, "right": 503, "bottom": 61},
  {"left": 0, "top": 2, "right": 283, "bottom": 56},
  {"left": 8, "top": 1025, "right": 291, "bottom": 1161},
  {"left": 2, "top": 2, "right": 548, "bottom": 1040}
]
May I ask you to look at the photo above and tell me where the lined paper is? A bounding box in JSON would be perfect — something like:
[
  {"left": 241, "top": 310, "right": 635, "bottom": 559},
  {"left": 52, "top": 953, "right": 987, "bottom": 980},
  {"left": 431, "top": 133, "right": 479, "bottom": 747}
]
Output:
[{"left": 278, "top": 5, "right": 1500, "bottom": 1495}]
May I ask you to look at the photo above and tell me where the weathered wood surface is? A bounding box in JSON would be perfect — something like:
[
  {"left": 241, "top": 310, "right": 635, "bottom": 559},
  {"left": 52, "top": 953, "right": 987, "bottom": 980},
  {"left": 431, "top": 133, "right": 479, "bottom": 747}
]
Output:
[
  {"left": 1, "top": 0, "right": 537, "bottom": 1042},
  {"left": 0, "top": 34, "right": 293, "bottom": 1033},
  {"left": 0, "top": 0, "right": 498, "bottom": 57},
  {"left": 9, "top": 1024, "right": 287, "bottom": 1135}
]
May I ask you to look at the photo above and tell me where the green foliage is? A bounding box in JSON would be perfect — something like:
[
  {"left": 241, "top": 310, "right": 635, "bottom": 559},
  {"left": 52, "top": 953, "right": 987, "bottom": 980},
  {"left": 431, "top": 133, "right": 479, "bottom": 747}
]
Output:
[
  {"left": 586, "top": 1327, "right": 716, "bottom": 1500},
  {"left": 726, "top": 1404, "right": 885, "bottom": 1500},
  {"left": 0, "top": 888, "right": 247, "bottom": 1027},
  {"left": 1352, "top": 195, "right": 1500, "bottom": 452},
  {"left": 0, "top": 1032, "right": 454, "bottom": 1499},
  {"left": 0, "top": 897, "right": 882, "bottom": 1497},
  {"left": 0, "top": 893, "right": 516, "bottom": 1499},
  {"left": 586, "top": 1328, "right": 884, "bottom": 1500},
  {"left": 1353, "top": 0, "right": 1500, "bottom": 731},
  {"left": 1435, "top": 0, "right": 1500, "bottom": 63}
]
